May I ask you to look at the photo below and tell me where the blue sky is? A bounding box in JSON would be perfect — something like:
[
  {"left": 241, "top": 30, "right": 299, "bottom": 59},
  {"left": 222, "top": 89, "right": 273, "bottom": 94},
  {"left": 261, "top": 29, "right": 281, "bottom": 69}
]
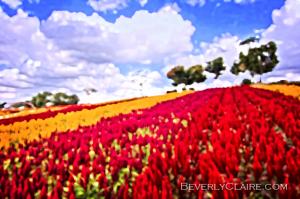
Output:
[
  {"left": 0, "top": 0, "right": 299, "bottom": 103},
  {"left": 0, "top": 0, "right": 284, "bottom": 42}
]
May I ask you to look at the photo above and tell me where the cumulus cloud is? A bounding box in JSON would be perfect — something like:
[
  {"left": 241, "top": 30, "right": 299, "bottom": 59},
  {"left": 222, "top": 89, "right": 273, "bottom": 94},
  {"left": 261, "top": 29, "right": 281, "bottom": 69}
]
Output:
[
  {"left": 159, "top": 2, "right": 181, "bottom": 13},
  {"left": 138, "top": 0, "right": 148, "bottom": 7},
  {"left": 164, "top": 33, "right": 258, "bottom": 89},
  {"left": 87, "top": 0, "right": 129, "bottom": 13},
  {"left": 1, "top": 0, "right": 40, "bottom": 9},
  {"left": 0, "top": 8, "right": 195, "bottom": 103},
  {"left": 164, "top": 34, "right": 243, "bottom": 74},
  {"left": 166, "top": 0, "right": 300, "bottom": 87},
  {"left": 41, "top": 9, "right": 194, "bottom": 65},
  {"left": 69, "top": 68, "right": 165, "bottom": 104},
  {"left": 1, "top": 0, "right": 22, "bottom": 9},
  {"left": 1, "top": 0, "right": 299, "bottom": 104},
  {"left": 261, "top": 0, "right": 300, "bottom": 82},
  {"left": 87, "top": 0, "right": 149, "bottom": 12}
]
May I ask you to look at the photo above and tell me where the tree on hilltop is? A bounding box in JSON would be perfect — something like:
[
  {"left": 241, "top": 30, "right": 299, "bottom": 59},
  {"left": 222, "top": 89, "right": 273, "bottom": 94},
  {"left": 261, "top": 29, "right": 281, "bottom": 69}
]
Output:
[
  {"left": 167, "top": 65, "right": 206, "bottom": 87},
  {"left": 231, "top": 39, "right": 279, "bottom": 82},
  {"left": 31, "top": 92, "right": 79, "bottom": 107},
  {"left": 167, "top": 66, "right": 187, "bottom": 86},
  {"left": 205, "top": 57, "right": 226, "bottom": 79}
]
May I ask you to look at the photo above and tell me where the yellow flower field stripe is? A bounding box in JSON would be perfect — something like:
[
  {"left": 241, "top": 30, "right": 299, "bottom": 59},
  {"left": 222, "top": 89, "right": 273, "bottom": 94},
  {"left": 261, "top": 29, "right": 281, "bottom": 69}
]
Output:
[
  {"left": 251, "top": 84, "right": 300, "bottom": 99},
  {"left": 0, "top": 91, "right": 192, "bottom": 148},
  {"left": 0, "top": 98, "right": 140, "bottom": 120},
  {"left": 0, "top": 106, "right": 63, "bottom": 120}
]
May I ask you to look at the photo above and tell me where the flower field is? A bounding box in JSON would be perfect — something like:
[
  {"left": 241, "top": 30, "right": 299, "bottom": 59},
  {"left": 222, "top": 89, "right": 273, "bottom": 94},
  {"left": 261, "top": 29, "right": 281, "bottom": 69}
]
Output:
[
  {"left": 0, "top": 91, "right": 190, "bottom": 148},
  {"left": 252, "top": 84, "right": 300, "bottom": 99},
  {"left": 0, "top": 86, "right": 299, "bottom": 198},
  {"left": 0, "top": 106, "right": 67, "bottom": 120}
]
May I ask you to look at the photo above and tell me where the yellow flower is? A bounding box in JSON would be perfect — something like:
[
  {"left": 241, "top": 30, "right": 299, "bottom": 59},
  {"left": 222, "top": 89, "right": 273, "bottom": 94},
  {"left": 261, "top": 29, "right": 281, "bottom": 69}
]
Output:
[
  {"left": 0, "top": 91, "right": 192, "bottom": 148},
  {"left": 252, "top": 84, "right": 300, "bottom": 99}
]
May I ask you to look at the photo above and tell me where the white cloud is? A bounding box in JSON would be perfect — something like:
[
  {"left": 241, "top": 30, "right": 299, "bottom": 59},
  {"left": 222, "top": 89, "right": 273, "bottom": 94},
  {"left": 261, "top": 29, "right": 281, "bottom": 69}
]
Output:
[
  {"left": 1, "top": 0, "right": 299, "bottom": 105},
  {"left": 28, "top": 0, "right": 40, "bottom": 4},
  {"left": 233, "top": 0, "right": 256, "bottom": 4},
  {"left": 165, "top": 0, "right": 300, "bottom": 87},
  {"left": 224, "top": 0, "right": 256, "bottom": 4},
  {"left": 87, "top": 0, "right": 150, "bottom": 12},
  {"left": 86, "top": 0, "right": 257, "bottom": 11},
  {"left": 1, "top": 0, "right": 22, "bottom": 9},
  {"left": 265, "top": 73, "right": 300, "bottom": 83},
  {"left": 185, "top": 0, "right": 256, "bottom": 7},
  {"left": 138, "top": 0, "right": 148, "bottom": 7},
  {"left": 1, "top": 0, "right": 40, "bottom": 9},
  {"left": 0, "top": 8, "right": 194, "bottom": 103},
  {"left": 165, "top": 34, "right": 243, "bottom": 72},
  {"left": 87, "top": 0, "right": 129, "bottom": 12},
  {"left": 41, "top": 10, "right": 194, "bottom": 65},
  {"left": 164, "top": 33, "right": 257, "bottom": 88},
  {"left": 159, "top": 2, "right": 181, "bottom": 13},
  {"left": 261, "top": 0, "right": 300, "bottom": 81},
  {"left": 72, "top": 68, "right": 166, "bottom": 104},
  {"left": 0, "top": 9, "right": 50, "bottom": 72},
  {"left": 185, "top": 0, "right": 206, "bottom": 7}
]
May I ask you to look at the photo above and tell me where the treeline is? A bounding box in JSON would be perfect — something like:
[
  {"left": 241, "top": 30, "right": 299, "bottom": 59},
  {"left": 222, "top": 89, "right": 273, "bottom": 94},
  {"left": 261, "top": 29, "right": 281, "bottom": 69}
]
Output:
[
  {"left": 167, "top": 37, "right": 279, "bottom": 87},
  {"left": 1, "top": 92, "right": 79, "bottom": 109},
  {"left": 31, "top": 92, "right": 79, "bottom": 107}
]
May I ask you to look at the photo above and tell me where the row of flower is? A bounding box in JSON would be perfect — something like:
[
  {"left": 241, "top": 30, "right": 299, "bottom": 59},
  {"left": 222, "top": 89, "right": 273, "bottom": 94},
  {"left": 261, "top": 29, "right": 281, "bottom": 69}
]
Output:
[
  {"left": 0, "top": 97, "right": 144, "bottom": 125},
  {"left": 0, "top": 106, "right": 63, "bottom": 119},
  {"left": 251, "top": 84, "right": 300, "bottom": 99},
  {"left": 0, "top": 91, "right": 190, "bottom": 148},
  {"left": 0, "top": 86, "right": 299, "bottom": 198}
]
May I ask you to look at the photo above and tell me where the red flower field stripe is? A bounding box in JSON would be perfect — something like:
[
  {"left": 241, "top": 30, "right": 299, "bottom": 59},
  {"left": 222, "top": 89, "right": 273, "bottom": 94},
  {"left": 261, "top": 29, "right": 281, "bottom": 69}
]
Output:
[{"left": 0, "top": 86, "right": 299, "bottom": 199}]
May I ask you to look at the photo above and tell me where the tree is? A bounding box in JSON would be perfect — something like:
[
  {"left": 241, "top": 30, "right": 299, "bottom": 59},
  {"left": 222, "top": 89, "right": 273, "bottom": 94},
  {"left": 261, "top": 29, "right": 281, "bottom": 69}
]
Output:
[
  {"left": 186, "top": 65, "right": 207, "bottom": 84},
  {"left": 231, "top": 41, "right": 279, "bottom": 82},
  {"left": 167, "top": 65, "right": 206, "bottom": 87},
  {"left": 167, "top": 66, "right": 188, "bottom": 86},
  {"left": 10, "top": 102, "right": 34, "bottom": 109},
  {"left": 53, "top": 92, "right": 79, "bottom": 105},
  {"left": 205, "top": 57, "right": 226, "bottom": 79},
  {"left": 239, "top": 36, "right": 259, "bottom": 45},
  {"left": 241, "top": 79, "right": 252, "bottom": 85},
  {"left": 0, "top": 102, "right": 7, "bottom": 109},
  {"left": 31, "top": 91, "right": 52, "bottom": 108},
  {"left": 31, "top": 91, "right": 79, "bottom": 107}
]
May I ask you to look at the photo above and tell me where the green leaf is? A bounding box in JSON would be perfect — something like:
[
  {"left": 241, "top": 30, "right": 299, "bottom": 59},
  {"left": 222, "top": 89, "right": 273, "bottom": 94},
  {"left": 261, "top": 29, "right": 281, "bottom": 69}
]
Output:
[
  {"left": 113, "top": 182, "right": 122, "bottom": 194},
  {"left": 74, "top": 182, "right": 86, "bottom": 199},
  {"left": 3, "top": 159, "right": 10, "bottom": 170},
  {"left": 89, "top": 150, "right": 96, "bottom": 160},
  {"left": 181, "top": 120, "right": 188, "bottom": 127}
]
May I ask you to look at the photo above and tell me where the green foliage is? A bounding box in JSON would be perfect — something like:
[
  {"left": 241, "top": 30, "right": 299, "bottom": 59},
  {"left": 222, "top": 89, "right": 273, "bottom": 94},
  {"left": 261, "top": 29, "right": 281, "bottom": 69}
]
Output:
[
  {"left": 205, "top": 57, "right": 226, "bottom": 79},
  {"left": 31, "top": 91, "right": 52, "bottom": 108},
  {"left": 241, "top": 79, "right": 252, "bottom": 85},
  {"left": 167, "top": 65, "right": 206, "bottom": 86},
  {"left": 31, "top": 91, "right": 79, "bottom": 107},
  {"left": 10, "top": 102, "right": 34, "bottom": 109},
  {"left": 271, "top": 80, "right": 300, "bottom": 86},
  {"left": 166, "top": 66, "right": 187, "bottom": 86},
  {"left": 53, "top": 92, "right": 79, "bottom": 106},
  {"left": 72, "top": 173, "right": 103, "bottom": 199},
  {"left": 231, "top": 41, "right": 279, "bottom": 82},
  {"left": 239, "top": 37, "right": 259, "bottom": 45},
  {"left": 186, "top": 65, "right": 207, "bottom": 84},
  {"left": 0, "top": 102, "right": 6, "bottom": 108}
]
